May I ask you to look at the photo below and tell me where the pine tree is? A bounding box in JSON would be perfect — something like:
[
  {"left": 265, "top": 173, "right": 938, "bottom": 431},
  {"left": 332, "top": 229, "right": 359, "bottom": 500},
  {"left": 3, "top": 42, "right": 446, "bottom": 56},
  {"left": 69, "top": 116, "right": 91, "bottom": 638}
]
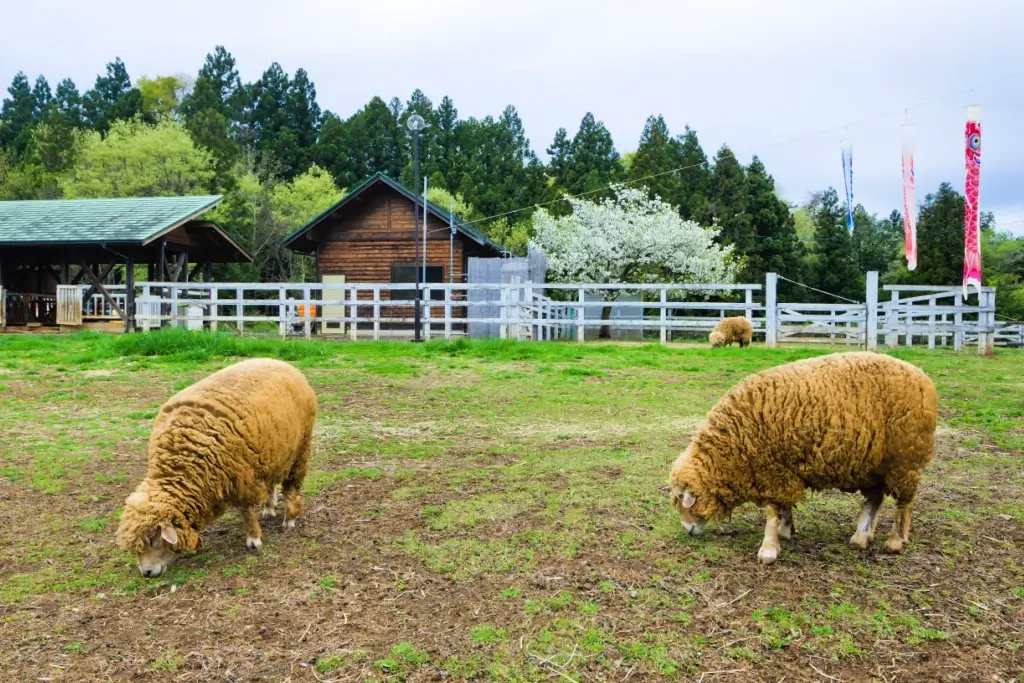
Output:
[
  {"left": 709, "top": 145, "right": 753, "bottom": 255},
  {"left": 898, "top": 183, "right": 965, "bottom": 286},
  {"left": 744, "top": 156, "right": 803, "bottom": 283},
  {"left": 810, "top": 187, "right": 862, "bottom": 301},
  {"left": 628, "top": 115, "right": 683, "bottom": 208},
  {"left": 677, "top": 126, "right": 711, "bottom": 221},
  {"left": 31, "top": 76, "right": 52, "bottom": 120},
  {"left": 283, "top": 68, "right": 321, "bottom": 177},
  {"left": 180, "top": 46, "right": 245, "bottom": 188},
  {"left": 83, "top": 58, "right": 142, "bottom": 136},
  {"left": 555, "top": 112, "right": 621, "bottom": 197},
  {"left": 245, "top": 62, "right": 294, "bottom": 178},
  {"left": 434, "top": 96, "right": 459, "bottom": 190},
  {"left": 399, "top": 89, "right": 439, "bottom": 187},
  {"left": 0, "top": 72, "right": 37, "bottom": 155},
  {"left": 53, "top": 79, "right": 84, "bottom": 129}
]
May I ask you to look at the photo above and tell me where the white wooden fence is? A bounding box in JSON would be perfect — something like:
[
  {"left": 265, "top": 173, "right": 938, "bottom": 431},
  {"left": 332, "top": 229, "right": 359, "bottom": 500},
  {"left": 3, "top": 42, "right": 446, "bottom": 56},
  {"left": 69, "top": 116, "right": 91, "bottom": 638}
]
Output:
[{"left": 6, "top": 273, "right": 1019, "bottom": 353}]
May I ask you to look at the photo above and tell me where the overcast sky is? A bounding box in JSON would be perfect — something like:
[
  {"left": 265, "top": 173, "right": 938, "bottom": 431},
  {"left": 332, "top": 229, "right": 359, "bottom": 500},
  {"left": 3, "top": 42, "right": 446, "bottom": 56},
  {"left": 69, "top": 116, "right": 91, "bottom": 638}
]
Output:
[{"left": 4, "top": 0, "right": 1023, "bottom": 234}]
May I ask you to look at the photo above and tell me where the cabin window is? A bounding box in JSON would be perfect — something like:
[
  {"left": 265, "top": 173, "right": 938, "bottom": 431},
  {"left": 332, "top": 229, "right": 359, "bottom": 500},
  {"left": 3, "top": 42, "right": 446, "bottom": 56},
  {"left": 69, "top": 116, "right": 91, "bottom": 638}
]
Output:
[{"left": 391, "top": 265, "right": 445, "bottom": 300}]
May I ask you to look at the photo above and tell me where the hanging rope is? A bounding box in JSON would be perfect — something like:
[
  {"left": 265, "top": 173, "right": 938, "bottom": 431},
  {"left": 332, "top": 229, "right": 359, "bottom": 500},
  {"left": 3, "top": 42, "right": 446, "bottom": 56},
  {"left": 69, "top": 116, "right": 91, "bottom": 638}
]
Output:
[{"left": 777, "top": 275, "right": 862, "bottom": 304}]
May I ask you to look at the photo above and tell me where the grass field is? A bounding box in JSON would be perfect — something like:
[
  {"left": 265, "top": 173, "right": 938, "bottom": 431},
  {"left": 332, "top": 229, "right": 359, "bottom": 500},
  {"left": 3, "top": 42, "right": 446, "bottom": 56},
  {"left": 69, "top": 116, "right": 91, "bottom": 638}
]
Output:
[{"left": 0, "top": 331, "right": 1022, "bottom": 682}]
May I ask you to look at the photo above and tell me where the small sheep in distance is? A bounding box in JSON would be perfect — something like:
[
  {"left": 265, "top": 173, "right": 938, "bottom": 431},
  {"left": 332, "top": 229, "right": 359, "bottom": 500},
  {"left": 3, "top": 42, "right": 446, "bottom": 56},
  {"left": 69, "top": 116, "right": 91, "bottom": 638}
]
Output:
[
  {"left": 709, "top": 316, "right": 753, "bottom": 348},
  {"left": 668, "top": 352, "right": 937, "bottom": 564},
  {"left": 116, "top": 358, "right": 318, "bottom": 577}
]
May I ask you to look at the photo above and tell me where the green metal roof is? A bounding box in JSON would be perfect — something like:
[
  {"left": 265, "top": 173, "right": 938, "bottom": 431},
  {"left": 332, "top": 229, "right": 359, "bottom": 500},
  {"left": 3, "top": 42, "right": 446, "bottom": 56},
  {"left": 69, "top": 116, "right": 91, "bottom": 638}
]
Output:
[
  {"left": 281, "top": 173, "right": 507, "bottom": 254},
  {"left": 0, "top": 195, "right": 223, "bottom": 245}
]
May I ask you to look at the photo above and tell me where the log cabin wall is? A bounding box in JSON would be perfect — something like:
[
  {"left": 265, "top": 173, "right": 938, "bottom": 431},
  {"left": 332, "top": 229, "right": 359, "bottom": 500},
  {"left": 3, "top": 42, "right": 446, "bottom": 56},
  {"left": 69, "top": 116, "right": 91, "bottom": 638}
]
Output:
[{"left": 314, "top": 184, "right": 492, "bottom": 321}]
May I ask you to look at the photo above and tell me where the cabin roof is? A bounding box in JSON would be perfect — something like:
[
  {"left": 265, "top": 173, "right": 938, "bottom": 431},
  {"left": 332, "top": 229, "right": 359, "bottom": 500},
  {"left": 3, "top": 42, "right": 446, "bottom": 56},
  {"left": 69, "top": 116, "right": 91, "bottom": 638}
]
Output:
[{"left": 281, "top": 172, "right": 507, "bottom": 255}]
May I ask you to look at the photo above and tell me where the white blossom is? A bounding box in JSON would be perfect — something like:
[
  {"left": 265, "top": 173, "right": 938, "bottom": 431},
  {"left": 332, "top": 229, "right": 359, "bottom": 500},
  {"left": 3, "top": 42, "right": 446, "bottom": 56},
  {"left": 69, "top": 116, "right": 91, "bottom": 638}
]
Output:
[{"left": 530, "top": 186, "right": 736, "bottom": 291}]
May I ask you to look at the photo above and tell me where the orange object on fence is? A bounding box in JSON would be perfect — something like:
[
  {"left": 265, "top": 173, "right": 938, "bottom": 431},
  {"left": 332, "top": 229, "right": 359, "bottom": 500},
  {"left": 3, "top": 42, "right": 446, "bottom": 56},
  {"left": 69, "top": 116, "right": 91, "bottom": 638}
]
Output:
[{"left": 297, "top": 304, "right": 317, "bottom": 318}]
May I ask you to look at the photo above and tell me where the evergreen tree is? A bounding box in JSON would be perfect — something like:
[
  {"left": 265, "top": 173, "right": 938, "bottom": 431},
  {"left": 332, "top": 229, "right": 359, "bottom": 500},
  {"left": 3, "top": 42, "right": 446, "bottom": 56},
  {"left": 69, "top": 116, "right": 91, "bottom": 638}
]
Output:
[
  {"left": 709, "top": 145, "right": 753, "bottom": 254},
  {"left": 52, "top": 79, "right": 84, "bottom": 129},
  {"left": 31, "top": 76, "right": 53, "bottom": 120},
  {"left": 744, "top": 156, "right": 803, "bottom": 283},
  {"left": 851, "top": 205, "right": 901, "bottom": 278},
  {"left": 83, "top": 58, "right": 142, "bottom": 135},
  {"left": 897, "top": 182, "right": 965, "bottom": 286},
  {"left": 314, "top": 111, "right": 350, "bottom": 188},
  {"left": 552, "top": 112, "right": 620, "bottom": 197},
  {"left": 628, "top": 115, "right": 683, "bottom": 207},
  {"left": 546, "top": 127, "right": 572, "bottom": 188},
  {"left": 399, "top": 89, "right": 439, "bottom": 187},
  {"left": 810, "top": 187, "right": 862, "bottom": 301},
  {"left": 677, "top": 126, "right": 711, "bottom": 221},
  {"left": 0, "top": 72, "right": 37, "bottom": 155},
  {"left": 434, "top": 96, "right": 459, "bottom": 191},
  {"left": 245, "top": 62, "right": 320, "bottom": 179},
  {"left": 284, "top": 68, "right": 321, "bottom": 176},
  {"left": 179, "top": 46, "right": 245, "bottom": 188}
]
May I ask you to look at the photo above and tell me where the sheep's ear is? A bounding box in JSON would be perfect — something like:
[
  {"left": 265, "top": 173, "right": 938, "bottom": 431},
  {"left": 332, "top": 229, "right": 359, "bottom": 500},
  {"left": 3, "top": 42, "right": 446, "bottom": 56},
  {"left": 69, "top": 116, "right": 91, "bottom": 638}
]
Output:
[
  {"left": 681, "top": 490, "right": 697, "bottom": 509},
  {"left": 126, "top": 491, "right": 149, "bottom": 507},
  {"left": 160, "top": 524, "right": 179, "bottom": 545}
]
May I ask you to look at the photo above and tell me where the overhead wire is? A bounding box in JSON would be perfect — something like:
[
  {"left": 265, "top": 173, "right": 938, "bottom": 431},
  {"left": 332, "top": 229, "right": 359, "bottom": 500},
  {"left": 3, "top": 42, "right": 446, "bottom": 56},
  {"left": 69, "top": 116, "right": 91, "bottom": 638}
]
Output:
[{"left": 445, "top": 68, "right": 1024, "bottom": 233}]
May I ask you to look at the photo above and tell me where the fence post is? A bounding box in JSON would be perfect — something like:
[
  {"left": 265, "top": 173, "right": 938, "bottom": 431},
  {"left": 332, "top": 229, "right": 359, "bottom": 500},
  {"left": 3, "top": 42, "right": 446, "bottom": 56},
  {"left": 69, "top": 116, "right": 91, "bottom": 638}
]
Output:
[
  {"left": 444, "top": 285, "right": 453, "bottom": 342},
  {"left": 865, "top": 271, "right": 878, "bottom": 351},
  {"left": 577, "top": 287, "right": 585, "bottom": 344},
  {"left": 744, "top": 288, "right": 753, "bottom": 322},
  {"left": 303, "top": 285, "right": 312, "bottom": 340},
  {"left": 278, "top": 286, "right": 287, "bottom": 338},
  {"left": 524, "top": 280, "right": 534, "bottom": 341},
  {"left": 953, "top": 291, "right": 963, "bottom": 351},
  {"left": 886, "top": 290, "right": 899, "bottom": 347},
  {"left": 659, "top": 287, "right": 668, "bottom": 345},
  {"left": 209, "top": 285, "right": 218, "bottom": 333},
  {"left": 236, "top": 287, "right": 244, "bottom": 336},
  {"left": 349, "top": 287, "right": 359, "bottom": 342},
  {"left": 927, "top": 296, "right": 936, "bottom": 349},
  {"left": 373, "top": 285, "right": 381, "bottom": 341},
  {"left": 979, "top": 289, "right": 995, "bottom": 356},
  {"left": 423, "top": 287, "right": 431, "bottom": 341},
  {"left": 905, "top": 298, "right": 913, "bottom": 347},
  {"left": 765, "top": 273, "right": 778, "bottom": 349},
  {"left": 140, "top": 285, "right": 151, "bottom": 333},
  {"left": 170, "top": 284, "right": 179, "bottom": 329}
]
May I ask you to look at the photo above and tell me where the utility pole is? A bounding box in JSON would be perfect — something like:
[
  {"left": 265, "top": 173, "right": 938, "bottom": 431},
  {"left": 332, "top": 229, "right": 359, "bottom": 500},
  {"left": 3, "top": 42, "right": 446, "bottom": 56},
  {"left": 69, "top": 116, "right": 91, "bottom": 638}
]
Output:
[{"left": 407, "top": 114, "right": 428, "bottom": 342}]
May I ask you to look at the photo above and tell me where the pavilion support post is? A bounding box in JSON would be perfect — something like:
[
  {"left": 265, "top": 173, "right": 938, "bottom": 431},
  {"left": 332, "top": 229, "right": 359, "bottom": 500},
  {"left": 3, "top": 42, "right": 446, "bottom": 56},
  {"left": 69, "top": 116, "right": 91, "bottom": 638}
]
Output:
[
  {"left": 203, "top": 262, "right": 212, "bottom": 283},
  {"left": 147, "top": 263, "right": 155, "bottom": 281},
  {"left": 125, "top": 254, "right": 136, "bottom": 333},
  {"left": 59, "top": 261, "right": 69, "bottom": 285}
]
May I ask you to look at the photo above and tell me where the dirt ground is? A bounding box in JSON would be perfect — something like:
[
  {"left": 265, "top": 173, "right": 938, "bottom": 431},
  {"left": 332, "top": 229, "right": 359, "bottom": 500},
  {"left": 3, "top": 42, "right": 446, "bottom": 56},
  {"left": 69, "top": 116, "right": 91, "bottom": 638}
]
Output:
[{"left": 0, "top": 339, "right": 1022, "bottom": 682}]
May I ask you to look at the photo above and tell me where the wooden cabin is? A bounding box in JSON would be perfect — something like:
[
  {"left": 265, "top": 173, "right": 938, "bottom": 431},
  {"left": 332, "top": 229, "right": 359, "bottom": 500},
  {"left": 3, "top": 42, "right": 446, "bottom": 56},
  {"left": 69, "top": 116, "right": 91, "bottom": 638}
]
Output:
[
  {"left": 0, "top": 195, "right": 251, "bottom": 332},
  {"left": 281, "top": 173, "right": 506, "bottom": 332}
]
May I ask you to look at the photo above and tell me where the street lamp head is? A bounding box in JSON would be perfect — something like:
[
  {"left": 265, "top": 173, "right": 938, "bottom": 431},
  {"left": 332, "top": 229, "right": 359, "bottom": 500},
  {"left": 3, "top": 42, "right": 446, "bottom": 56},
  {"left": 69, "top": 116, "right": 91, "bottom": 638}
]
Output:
[{"left": 406, "top": 114, "right": 427, "bottom": 132}]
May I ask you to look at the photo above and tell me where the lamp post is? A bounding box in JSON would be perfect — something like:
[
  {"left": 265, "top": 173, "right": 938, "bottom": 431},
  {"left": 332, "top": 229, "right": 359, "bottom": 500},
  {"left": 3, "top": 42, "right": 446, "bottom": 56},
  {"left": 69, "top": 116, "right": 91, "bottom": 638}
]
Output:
[{"left": 407, "top": 113, "right": 429, "bottom": 342}]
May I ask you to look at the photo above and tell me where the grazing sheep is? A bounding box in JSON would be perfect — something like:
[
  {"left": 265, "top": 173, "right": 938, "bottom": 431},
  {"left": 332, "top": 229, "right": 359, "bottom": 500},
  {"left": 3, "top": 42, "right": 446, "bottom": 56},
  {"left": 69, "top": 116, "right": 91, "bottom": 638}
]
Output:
[
  {"left": 668, "top": 352, "right": 937, "bottom": 564},
  {"left": 116, "top": 358, "right": 317, "bottom": 577},
  {"left": 708, "top": 316, "right": 753, "bottom": 348}
]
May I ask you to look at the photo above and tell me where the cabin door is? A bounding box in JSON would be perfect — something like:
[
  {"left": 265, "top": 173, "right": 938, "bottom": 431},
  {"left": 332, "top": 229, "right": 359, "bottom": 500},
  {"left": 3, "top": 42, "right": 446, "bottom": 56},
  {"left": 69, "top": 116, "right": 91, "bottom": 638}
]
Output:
[{"left": 321, "top": 274, "right": 347, "bottom": 335}]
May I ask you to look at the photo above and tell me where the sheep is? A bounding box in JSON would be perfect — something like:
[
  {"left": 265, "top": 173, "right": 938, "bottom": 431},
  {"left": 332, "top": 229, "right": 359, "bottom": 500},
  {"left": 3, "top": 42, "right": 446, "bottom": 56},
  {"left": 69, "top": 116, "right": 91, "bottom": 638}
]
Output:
[
  {"left": 708, "top": 316, "right": 753, "bottom": 348},
  {"left": 668, "top": 351, "right": 937, "bottom": 565},
  {"left": 116, "top": 358, "right": 317, "bottom": 577}
]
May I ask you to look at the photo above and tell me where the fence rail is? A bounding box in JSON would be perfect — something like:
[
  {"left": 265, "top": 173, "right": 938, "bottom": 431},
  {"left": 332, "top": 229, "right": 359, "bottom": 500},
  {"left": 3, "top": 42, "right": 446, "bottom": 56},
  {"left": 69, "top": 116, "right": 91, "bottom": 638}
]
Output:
[{"left": 3, "top": 273, "right": 1018, "bottom": 353}]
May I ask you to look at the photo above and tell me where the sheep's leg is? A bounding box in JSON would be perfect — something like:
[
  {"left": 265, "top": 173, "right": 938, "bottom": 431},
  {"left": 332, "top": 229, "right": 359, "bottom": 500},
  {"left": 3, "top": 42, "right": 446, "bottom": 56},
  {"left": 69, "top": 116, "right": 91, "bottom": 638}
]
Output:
[
  {"left": 758, "top": 505, "right": 782, "bottom": 565},
  {"left": 260, "top": 485, "right": 277, "bottom": 519},
  {"left": 884, "top": 502, "right": 913, "bottom": 554},
  {"left": 281, "top": 435, "right": 312, "bottom": 531},
  {"left": 777, "top": 504, "right": 794, "bottom": 540},
  {"left": 849, "top": 491, "right": 884, "bottom": 550},
  {"left": 241, "top": 507, "right": 263, "bottom": 551}
]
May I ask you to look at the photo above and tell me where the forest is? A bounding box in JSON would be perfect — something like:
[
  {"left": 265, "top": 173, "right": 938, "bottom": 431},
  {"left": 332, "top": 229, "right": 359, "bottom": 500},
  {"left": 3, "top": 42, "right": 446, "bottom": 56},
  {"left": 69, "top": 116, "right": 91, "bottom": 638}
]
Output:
[{"left": 1, "top": 46, "right": 1022, "bottom": 316}]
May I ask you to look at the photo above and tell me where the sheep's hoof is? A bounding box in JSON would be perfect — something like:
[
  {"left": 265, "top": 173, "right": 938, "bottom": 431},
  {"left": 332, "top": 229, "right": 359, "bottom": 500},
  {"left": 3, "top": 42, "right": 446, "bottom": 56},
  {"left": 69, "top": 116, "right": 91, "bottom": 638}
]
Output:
[
  {"left": 246, "top": 536, "right": 263, "bottom": 551},
  {"left": 283, "top": 518, "right": 296, "bottom": 531},
  {"left": 260, "top": 505, "right": 276, "bottom": 519},
  {"left": 757, "top": 545, "right": 778, "bottom": 565},
  {"left": 778, "top": 524, "right": 793, "bottom": 540},
  {"left": 883, "top": 537, "right": 904, "bottom": 554},
  {"left": 849, "top": 532, "right": 870, "bottom": 550}
]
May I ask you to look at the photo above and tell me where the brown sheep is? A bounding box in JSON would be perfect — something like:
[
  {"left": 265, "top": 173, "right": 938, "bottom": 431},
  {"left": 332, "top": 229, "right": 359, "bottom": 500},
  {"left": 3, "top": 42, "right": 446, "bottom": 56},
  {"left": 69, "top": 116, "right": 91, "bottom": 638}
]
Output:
[
  {"left": 708, "top": 316, "right": 753, "bottom": 348},
  {"left": 668, "top": 352, "right": 937, "bottom": 564},
  {"left": 116, "top": 358, "right": 317, "bottom": 577}
]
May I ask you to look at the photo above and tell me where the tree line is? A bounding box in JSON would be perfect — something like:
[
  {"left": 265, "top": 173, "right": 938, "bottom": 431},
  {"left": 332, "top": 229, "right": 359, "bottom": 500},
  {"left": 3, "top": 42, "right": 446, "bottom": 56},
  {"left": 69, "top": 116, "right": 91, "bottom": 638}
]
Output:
[{"left": 1, "top": 46, "right": 1021, "bottom": 316}]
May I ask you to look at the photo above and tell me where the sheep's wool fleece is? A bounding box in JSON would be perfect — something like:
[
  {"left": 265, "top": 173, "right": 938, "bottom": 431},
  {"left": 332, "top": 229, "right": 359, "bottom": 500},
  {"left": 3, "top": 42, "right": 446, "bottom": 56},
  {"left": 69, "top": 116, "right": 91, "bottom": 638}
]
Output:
[
  {"left": 116, "top": 358, "right": 317, "bottom": 551},
  {"left": 710, "top": 317, "right": 752, "bottom": 347},
  {"left": 671, "top": 352, "right": 937, "bottom": 514}
]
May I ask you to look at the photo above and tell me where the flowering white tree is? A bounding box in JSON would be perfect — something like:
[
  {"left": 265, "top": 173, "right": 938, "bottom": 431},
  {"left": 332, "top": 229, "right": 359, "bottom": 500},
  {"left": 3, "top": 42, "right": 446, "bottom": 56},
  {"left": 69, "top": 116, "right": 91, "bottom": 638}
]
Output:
[{"left": 531, "top": 186, "right": 736, "bottom": 336}]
